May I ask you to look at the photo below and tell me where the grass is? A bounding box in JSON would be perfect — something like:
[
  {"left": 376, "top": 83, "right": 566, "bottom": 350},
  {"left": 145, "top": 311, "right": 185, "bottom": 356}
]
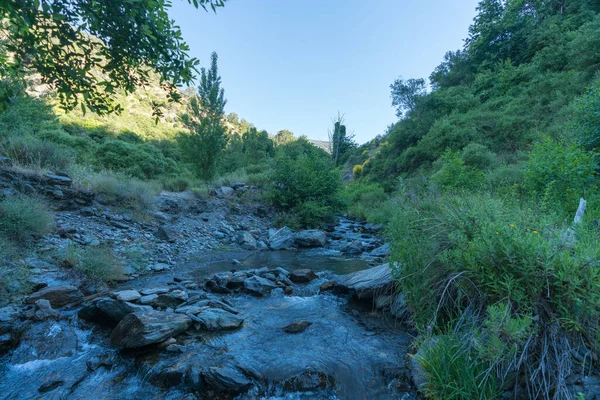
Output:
[
  {"left": 162, "top": 176, "right": 192, "bottom": 192},
  {"left": 0, "top": 194, "right": 54, "bottom": 243},
  {"left": 76, "top": 246, "right": 124, "bottom": 282},
  {"left": 3, "top": 135, "right": 74, "bottom": 171}
]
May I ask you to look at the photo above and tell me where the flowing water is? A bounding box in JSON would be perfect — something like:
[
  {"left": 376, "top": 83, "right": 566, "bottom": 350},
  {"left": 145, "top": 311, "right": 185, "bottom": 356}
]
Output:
[{"left": 0, "top": 230, "right": 416, "bottom": 399}]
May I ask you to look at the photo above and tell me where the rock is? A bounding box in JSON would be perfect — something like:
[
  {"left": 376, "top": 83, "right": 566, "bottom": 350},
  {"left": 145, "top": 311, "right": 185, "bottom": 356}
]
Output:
[
  {"left": 243, "top": 276, "right": 277, "bottom": 296},
  {"left": 170, "top": 289, "right": 188, "bottom": 302},
  {"left": 319, "top": 281, "right": 336, "bottom": 291},
  {"left": 343, "top": 239, "right": 364, "bottom": 255},
  {"left": 295, "top": 230, "right": 327, "bottom": 248},
  {"left": 140, "top": 287, "right": 170, "bottom": 296},
  {"left": 370, "top": 243, "right": 391, "bottom": 258},
  {"left": 154, "top": 293, "right": 185, "bottom": 308},
  {"left": 96, "top": 298, "right": 152, "bottom": 323},
  {"left": 11, "top": 321, "right": 77, "bottom": 363},
  {"left": 282, "top": 321, "right": 312, "bottom": 334},
  {"left": 236, "top": 231, "right": 257, "bottom": 250},
  {"left": 110, "top": 220, "right": 130, "bottom": 229},
  {"left": 411, "top": 337, "right": 439, "bottom": 393},
  {"left": 26, "top": 285, "right": 83, "bottom": 308},
  {"left": 335, "top": 263, "right": 394, "bottom": 299},
  {"left": 192, "top": 308, "right": 244, "bottom": 331},
  {"left": 215, "top": 186, "right": 235, "bottom": 198},
  {"left": 155, "top": 227, "right": 179, "bottom": 243},
  {"left": 282, "top": 371, "right": 335, "bottom": 392},
  {"left": 38, "top": 380, "right": 64, "bottom": 393},
  {"left": 33, "top": 299, "right": 59, "bottom": 321},
  {"left": 269, "top": 227, "right": 296, "bottom": 250},
  {"left": 390, "top": 293, "right": 408, "bottom": 319},
  {"left": 204, "top": 363, "right": 252, "bottom": 394},
  {"left": 139, "top": 294, "right": 159, "bottom": 305},
  {"left": 364, "top": 223, "right": 384, "bottom": 233},
  {"left": 112, "top": 289, "right": 141, "bottom": 302},
  {"left": 44, "top": 173, "right": 72, "bottom": 186},
  {"left": 110, "top": 311, "right": 191, "bottom": 348},
  {"left": 290, "top": 269, "right": 318, "bottom": 283}
]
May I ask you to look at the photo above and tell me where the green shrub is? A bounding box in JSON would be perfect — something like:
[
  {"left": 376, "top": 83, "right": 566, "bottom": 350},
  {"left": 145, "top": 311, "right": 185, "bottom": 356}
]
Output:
[
  {"left": 88, "top": 172, "right": 159, "bottom": 214},
  {"left": 460, "top": 143, "right": 497, "bottom": 170},
  {"left": 95, "top": 140, "right": 178, "bottom": 179},
  {"left": 191, "top": 185, "right": 210, "bottom": 199},
  {"left": 431, "top": 149, "right": 484, "bottom": 191},
  {"left": 0, "top": 195, "right": 54, "bottom": 243},
  {"left": 77, "top": 246, "right": 123, "bottom": 282},
  {"left": 574, "top": 82, "right": 600, "bottom": 151},
  {"left": 4, "top": 135, "right": 74, "bottom": 170},
  {"left": 163, "top": 176, "right": 191, "bottom": 192},
  {"left": 343, "top": 182, "right": 389, "bottom": 222},
  {"left": 352, "top": 164, "right": 363, "bottom": 177},
  {"left": 268, "top": 140, "right": 342, "bottom": 227},
  {"left": 524, "top": 139, "right": 597, "bottom": 214}
]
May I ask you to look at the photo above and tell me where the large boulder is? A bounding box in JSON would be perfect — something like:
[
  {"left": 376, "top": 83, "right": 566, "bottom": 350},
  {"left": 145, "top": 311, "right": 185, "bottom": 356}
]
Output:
[
  {"left": 110, "top": 311, "right": 191, "bottom": 348},
  {"left": 10, "top": 321, "right": 77, "bottom": 364},
  {"left": 335, "top": 264, "right": 394, "bottom": 299},
  {"left": 290, "top": 269, "right": 318, "bottom": 283},
  {"left": 26, "top": 285, "right": 83, "bottom": 308},
  {"left": 192, "top": 308, "right": 244, "bottom": 331},
  {"left": 295, "top": 230, "right": 327, "bottom": 248},
  {"left": 236, "top": 231, "right": 257, "bottom": 250},
  {"left": 370, "top": 243, "right": 391, "bottom": 258},
  {"left": 243, "top": 276, "right": 277, "bottom": 297},
  {"left": 96, "top": 298, "right": 152, "bottom": 323},
  {"left": 269, "top": 227, "right": 296, "bottom": 250},
  {"left": 342, "top": 240, "right": 364, "bottom": 255},
  {"left": 111, "top": 290, "right": 141, "bottom": 302}
]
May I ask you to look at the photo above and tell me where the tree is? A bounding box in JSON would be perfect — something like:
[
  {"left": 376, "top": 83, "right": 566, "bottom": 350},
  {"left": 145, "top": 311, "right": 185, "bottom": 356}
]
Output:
[
  {"left": 327, "top": 113, "right": 355, "bottom": 166},
  {"left": 390, "top": 77, "right": 427, "bottom": 118},
  {"left": 275, "top": 129, "right": 296, "bottom": 145},
  {"left": 180, "top": 51, "right": 227, "bottom": 180},
  {"left": 0, "top": 0, "right": 226, "bottom": 115}
]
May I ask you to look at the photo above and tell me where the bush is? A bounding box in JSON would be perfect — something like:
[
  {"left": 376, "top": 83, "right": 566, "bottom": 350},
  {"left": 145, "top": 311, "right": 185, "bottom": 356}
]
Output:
[
  {"left": 460, "top": 142, "right": 497, "bottom": 170},
  {"left": 4, "top": 135, "right": 74, "bottom": 170},
  {"left": 77, "top": 246, "right": 123, "bottom": 282},
  {"left": 95, "top": 140, "right": 178, "bottom": 179},
  {"left": 352, "top": 164, "right": 363, "bottom": 177},
  {"left": 343, "top": 182, "right": 389, "bottom": 223},
  {"left": 163, "top": 176, "right": 191, "bottom": 192},
  {"left": 87, "top": 172, "right": 159, "bottom": 214},
  {"left": 268, "top": 140, "right": 342, "bottom": 228},
  {"left": 0, "top": 195, "right": 54, "bottom": 243},
  {"left": 431, "top": 149, "right": 484, "bottom": 191},
  {"left": 524, "top": 139, "right": 597, "bottom": 214}
]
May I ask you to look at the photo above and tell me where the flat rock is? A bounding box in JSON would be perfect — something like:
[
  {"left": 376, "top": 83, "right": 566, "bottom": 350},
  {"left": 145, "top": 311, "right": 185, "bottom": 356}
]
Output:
[
  {"left": 282, "top": 320, "right": 312, "bottom": 334},
  {"left": 343, "top": 239, "right": 364, "bottom": 255},
  {"left": 269, "top": 227, "right": 296, "bottom": 250},
  {"left": 112, "top": 290, "right": 141, "bottom": 302},
  {"left": 26, "top": 285, "right": 83, "bottom": 308},
  {"left": 11, "top": 321, "right": 77, "bottom": 364},
  {"left": 243, "top": 276, "right": 277, "bottom": 297},
  {"left": 33, "top": 299, "right": 59, "bottom": 321},
  {"left": 155, "top": 227, "right": 179, "bottom": 243},
  {"left": 295, "top": 230, "right": 327, "bottom": 248},
  {"left": 193, "top": 308, "right": 244, "bottom": 331},
  {"left": 204, "top": 363, "right": 252, "bottom": 393},
  {"left": 237, "top": 231, "right": 257, "bottom": 250},
  {"left": 335, "top": 263, "right": 394, "bottom": 299},
  {"left": 370, "top": 243, "right": 391, "bottom": 258},
  {"left": 139, "top": 294, "right": 159, "bottom": 305},
  {"left": 290, "top": 269, "right": 318, "bottom": 283},
  {"left": 96, "top": 298, "right": 152, "bottom": 323},
  {"left": 110, "top": 311, "right": 191, "bottom": 348},
  {"left": 140, "top": 287, "right": 170, "bottom": 296},
  {"left": 44, "top": 173, "right": 72, "bottom": 186}
]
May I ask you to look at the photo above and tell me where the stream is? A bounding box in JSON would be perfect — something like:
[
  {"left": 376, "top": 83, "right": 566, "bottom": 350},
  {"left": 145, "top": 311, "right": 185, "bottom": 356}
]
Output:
[{"left": 0, "top": 223, "right": 416, "bottom": 400}]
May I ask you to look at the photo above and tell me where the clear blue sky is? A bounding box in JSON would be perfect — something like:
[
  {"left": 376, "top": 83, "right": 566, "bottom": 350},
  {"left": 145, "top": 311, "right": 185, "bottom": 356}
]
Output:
[{"left": 170, "top": 0, "right": 480, "bottom": 144}]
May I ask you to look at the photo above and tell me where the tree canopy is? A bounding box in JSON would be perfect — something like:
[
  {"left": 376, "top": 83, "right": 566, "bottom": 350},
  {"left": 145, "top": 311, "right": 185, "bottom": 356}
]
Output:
[{"left": 0, "top": 0, "right": 226, "bottom": 115}]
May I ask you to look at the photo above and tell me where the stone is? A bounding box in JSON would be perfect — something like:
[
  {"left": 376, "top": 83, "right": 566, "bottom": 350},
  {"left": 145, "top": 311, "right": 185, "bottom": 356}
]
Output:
[
  {"left": 26, "top": 285, "right": 83, "bottom": 308},
  {"left": 216, "top": 186, "right": 235, "bottom": 198},
  {"left": 282, "top": 371, "right": 335, "bottom": 392},
  {"left": 96, "top": 298, "right": 152, "bottom": 323},
  {"left": 110, "top": 311, "right": 191, "bottom": 348},
  {"left": 38, "top": 380, "right": 64, "bottom": 393},
  {"left": 370, "top": 243, "right": 391, "bottom": 258},
  {"left": 44, "top": 173, "right": 72, "bottom": 186},
  {"left": 139, "top": 294, "right": 159, "bottom": 305},
  {"left": 154, "top": 293, "right": 185, "bottom": 308},
  {"left": 192, "top": 308, "right": 244, "bottom": 331},
  {"left": 110, "top": 220, "right": 130, "bottom": 229},
  {"left": 155, "top": 227, "right": 179, "bottom": 243},
  {"left": 204, "top": 363, "right": 252, "bottom": 394},
  {"left": 343, "top": 239, "right": 364, "bottom": 255},
  {"left": 269, "top": 227, "right": 296, "bottom": 250},
  {"left": 243, "top": 276, "right": 277, "bottom": 297},
  {"left": 335, "top": 263, "right": 394, "bottom": 299},
  {"left": 33, "top": 299, "right": 59, "bottom": 321},
  {"left": 112, "top": 289, "right": 141, "bottom": 302},
  {"left": 170, "top": 289, "right": 188, "bottom": 302},
  {"left": 10, "top": 321, "right": 77, "bottom": 364},
  {"left": 364, "top": 223, "right": 384, "bottom": 233},
  {"left": 295, "top": 230, "right": 327, "bottom": 248},
  {"left": 319, "top": 281, "right": 336, "bottom": 291},
  {"left": 290, "top": 269, "right": 318, "bottom": 283},
  {"left": 140, "top": 287, "right": 170, "bottom": 296},
  {"left": 236, "top": 231, "right": 257, "bottom": 250},
  {"left": 282, "top": 321, "right": 312, "bottom": 334}
]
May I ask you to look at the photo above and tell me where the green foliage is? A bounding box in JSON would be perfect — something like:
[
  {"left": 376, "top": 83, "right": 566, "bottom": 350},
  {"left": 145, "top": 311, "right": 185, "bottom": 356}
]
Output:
[
  {"left": 1, "top": 0, "right": 225, "bottom": 114},
  {"left": 431, "top": 150, "right": 484, "bottom": 191},
  {"left": 96, "top": 140, "right": 178, "bottom": 179},
  {"left": 390, "top": 77, "right": 427, "bottom": 118},
  {"left": 86, "top": 172, "right": 159, "bottom": 215},
  {"left": 524, "top": 139, "right": 597, "bottom": 214},
  {"left": 269, "top": 139, "right": 343, "bottom": 228},
  {"left": 180, "top": 52, "right": 228, "bottom": 181},
  {"left": 163, "top": 176, "right": 192, "bottom": 192},
  {"left": 4, "top": 135, "right": 74, "bottom": 170},
  {"left": 460, "top": 142, "right": 497, "bottom": 170},
  {"left": 275, "top": 129, "right": 296, "bottom": 145},
  {"left": 0, "top": 195, "right": 54, "bottom": 244},
  {"left": 574, "top": 81, "right": 600, "bottom": 151},
  {"left": 343, "top": 182, "right": 389, "bottom": 223},
  {"left": 77, "top": 246, "right": 123, "bottom": 283},
  {"left": 329, "top": 114, "right": 356, "bottom": 166}
]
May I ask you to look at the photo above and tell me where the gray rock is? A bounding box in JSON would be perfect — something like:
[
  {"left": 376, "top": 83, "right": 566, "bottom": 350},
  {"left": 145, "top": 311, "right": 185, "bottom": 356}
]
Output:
[
  {"left": 290, "top": 269, "right": 318, "bottom": 283},
  {"left": 370, "top": 243, "right": 391, "bottom": 258},
  {"left": 154, "top": 293, "right": 185, "bottom": 308},
  {"left": 170, "top": 289, "right": 188, "bottom": 302},
  {"left": 335, "top": 263, "right": 394, "bottom": 299},
  {"left": 192, "top": 308, "right": 244, "bottom": 331},
  {"left": 269, "top": 227, "right": 296, "bottom": 250},
  {"left": 112, "top": 289, "right": 141, "bottom": 302},
  {"left": 44, "top": 173, "right": 72, "bottom": 186},
  {"left": 295, "top": 230, "right": 327, "bottom": 248},
  {"left": 139, "top": 294, "right": 159, "bottom": 305},
  {"left": 155, "top": 227, "right": 179, "bottom": 243},
  {"left": 204, "top": 363, "right": 252, "bottom": 393},
  {"left": 26, "top": 285, "right": 83, "bottom": 308},
  {"left": 110, "top": 311, "right": 191, "bottom": 348},
  {"left": 140, "top": 287, "right": 170, "bottom": 296},
  {"left": 243, "top": 276, "right": 277, "bottom": 296},
  {"left": 110, "top": 220, "right": 130, "bottom": 229},
  {"left": 237, "top": 231, "right": 257, "bottom": 250},
  {"left": 33, "top": 299, "right": 59, "bottom": 321},
  {"left": 96, "top": 298, "right": 152, "bottom": 323},
  {"left": 11, "top": 321, "right": 77, "bottom": 363},
  {"left": 343, "top": 239, "right": 364, "bottom": 255},
  {"left": 282, "top": 320, "right": 312, "bottom": 334},
  {"left": 216, "top": 186, "right": 235, "bottom": 198}
]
